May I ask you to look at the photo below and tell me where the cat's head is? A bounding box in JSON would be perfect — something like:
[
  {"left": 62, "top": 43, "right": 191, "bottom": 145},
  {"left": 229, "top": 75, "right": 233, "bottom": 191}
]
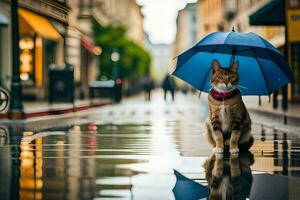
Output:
[{"left": 211, "top": 59, "right": 239, "bottom": 92}]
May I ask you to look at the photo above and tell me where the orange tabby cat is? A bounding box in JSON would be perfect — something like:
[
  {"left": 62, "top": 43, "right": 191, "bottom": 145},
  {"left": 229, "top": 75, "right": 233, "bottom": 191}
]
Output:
[{"left": 205, "top": 59, "right": 253, "bottom": 155}]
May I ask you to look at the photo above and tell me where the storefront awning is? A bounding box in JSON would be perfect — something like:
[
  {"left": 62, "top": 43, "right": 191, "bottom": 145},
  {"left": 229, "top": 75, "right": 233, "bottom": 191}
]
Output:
[
  {"left": 81, "top": 38, "right": 97, "bottom": 55},
  {"left": 0, "top": 12, "right": 8, "bottom": 27},
  {"left": 249, "top": 0, "right": 285, "bottom": 26},
  {"left": 18, "top": 8, "right": 61, "bottom": 41}
]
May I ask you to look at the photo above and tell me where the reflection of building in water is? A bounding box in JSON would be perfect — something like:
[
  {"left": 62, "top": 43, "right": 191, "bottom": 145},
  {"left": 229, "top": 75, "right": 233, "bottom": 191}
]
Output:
[
  {"left": 42, "top": 135, "right": 66, "bottom": 199},
  {"left": 19, "top": 131, "right": 43, "bottom": 200},
  {"left": 251, "top": 140, "right": 277, "bottom": 172},
  {"left": 80, "top": 123, "right": 97, "bottom": 199},
  {"left": 67, "top": 126, "right": 82, "bottom": 200},
  {"left": 173, "top": 117, "right": 211, "bottom": 157},
  {"left": 251, "top": 128, "right": 300, "bottom": 176},
  {"left": 17, "top": 125, "right": 97, "bottom": 199},
  {"left": 0, "top": 127, "right": 10, "bottom": 200}
]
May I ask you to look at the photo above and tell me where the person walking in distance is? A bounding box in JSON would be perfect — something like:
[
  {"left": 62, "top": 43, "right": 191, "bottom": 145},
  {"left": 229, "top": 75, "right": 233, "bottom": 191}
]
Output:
[
  {"left": 143, "top": 74, "right": 155, "bottom": 101},
  {"left": 162, "top": 74, "right": 176, "bottom": 101}
]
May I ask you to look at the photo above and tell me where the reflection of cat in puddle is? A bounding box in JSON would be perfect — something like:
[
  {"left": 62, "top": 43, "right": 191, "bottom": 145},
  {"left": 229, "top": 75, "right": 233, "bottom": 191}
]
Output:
[{"left": 203, "top": 152, "right": 254, "bottom": 200}]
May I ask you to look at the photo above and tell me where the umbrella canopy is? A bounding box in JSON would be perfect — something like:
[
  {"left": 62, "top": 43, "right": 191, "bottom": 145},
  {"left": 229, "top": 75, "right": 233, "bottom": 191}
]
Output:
[
  {"left": 172, "top": 170, "right": 208, "bottom": 200},
  {"left": 173, "top": 31, "right": 294, "bottom": 95}
]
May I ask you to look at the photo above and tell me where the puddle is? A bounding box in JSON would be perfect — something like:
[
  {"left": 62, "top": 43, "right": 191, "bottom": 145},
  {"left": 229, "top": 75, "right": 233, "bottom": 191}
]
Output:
[{"left": 0, "top": 121, "right": 300, "bottom": 199}]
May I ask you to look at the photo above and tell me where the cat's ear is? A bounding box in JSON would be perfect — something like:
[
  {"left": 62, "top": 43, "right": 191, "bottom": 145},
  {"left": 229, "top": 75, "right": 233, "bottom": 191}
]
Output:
[
  {"left": 231, "top": 61, "right": 239, "bottom": 72},
  {"left": 212, "top": 59, "right": 221, "bottom": 74}
]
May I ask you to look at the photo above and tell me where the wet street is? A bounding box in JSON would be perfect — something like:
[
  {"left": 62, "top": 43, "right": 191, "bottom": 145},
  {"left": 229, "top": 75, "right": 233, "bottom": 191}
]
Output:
[{"left": 1, "top": 91, "right": 300, "bottom": 200}]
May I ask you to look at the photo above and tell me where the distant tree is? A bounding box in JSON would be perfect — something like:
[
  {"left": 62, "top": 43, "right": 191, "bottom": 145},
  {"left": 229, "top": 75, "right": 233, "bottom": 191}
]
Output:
[{"left": 92, "top": 19, "right": 151, "bottom": 80}]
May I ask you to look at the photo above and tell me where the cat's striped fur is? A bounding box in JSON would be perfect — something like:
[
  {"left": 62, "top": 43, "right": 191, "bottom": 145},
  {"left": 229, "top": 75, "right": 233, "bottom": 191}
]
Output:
[{"left": 205, "top": 60, "right": 253, "bottom": 154}]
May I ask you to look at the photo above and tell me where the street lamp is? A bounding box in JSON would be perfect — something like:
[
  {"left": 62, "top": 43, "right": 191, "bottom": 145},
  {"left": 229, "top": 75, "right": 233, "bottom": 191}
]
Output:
[
  {"left": 8, "top": 0, "right": 24, "bottom": 119},
  {"left": 111, "top": 49, "right": 120, "bottom": 80}
]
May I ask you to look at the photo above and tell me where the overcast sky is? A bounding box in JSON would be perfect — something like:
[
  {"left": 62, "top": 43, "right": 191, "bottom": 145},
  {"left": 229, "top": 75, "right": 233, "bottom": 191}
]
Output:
[{"left": 137, "top": 0, "right": 197, "bottom": 44}]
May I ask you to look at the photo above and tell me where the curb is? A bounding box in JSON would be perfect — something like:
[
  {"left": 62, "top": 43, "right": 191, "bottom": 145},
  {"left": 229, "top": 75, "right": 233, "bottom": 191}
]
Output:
[{"left": 0, "top": 101, "right": 112, "bottom": 120}]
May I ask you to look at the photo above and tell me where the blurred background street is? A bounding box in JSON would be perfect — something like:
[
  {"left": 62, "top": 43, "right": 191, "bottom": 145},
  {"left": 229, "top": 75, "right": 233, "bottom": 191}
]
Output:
[
  {"left": 0, "top": 0, "right": 300, "bottom": 199},
  {"left": 1, "top": 91, "right": 300, "bottom": 199}
]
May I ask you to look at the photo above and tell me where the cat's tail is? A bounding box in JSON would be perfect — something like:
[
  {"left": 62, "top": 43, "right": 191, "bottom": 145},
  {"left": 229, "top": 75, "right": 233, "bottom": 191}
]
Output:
[{"left": 238, "top": 136, "right": 254, "bottom": 151}]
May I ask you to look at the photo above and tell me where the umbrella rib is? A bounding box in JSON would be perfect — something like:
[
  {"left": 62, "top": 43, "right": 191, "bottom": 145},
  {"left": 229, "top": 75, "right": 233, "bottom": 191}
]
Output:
[
  {"left": 251, "top": 48, "right": 271, "bottom": 95},
  {"left": 259, "top": 37, "right": 294, "bottom": 80},
  {"left": 223, "top": 32, "right": 233, "bottom": 45},
  {"left": 259, "top": 35, "right": 294, "bottom": 80},
  {"left": 211, "top": 45, "right": 220, "bottom": 54},
  {"left": 265, "top": 49, "right": 294, "bottom": 82}
]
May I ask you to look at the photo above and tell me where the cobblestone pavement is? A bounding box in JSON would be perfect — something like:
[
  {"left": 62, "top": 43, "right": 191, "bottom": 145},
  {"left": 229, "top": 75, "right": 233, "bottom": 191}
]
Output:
[{"left": 0, "top": 91, "right": 300, "bottom": 199}]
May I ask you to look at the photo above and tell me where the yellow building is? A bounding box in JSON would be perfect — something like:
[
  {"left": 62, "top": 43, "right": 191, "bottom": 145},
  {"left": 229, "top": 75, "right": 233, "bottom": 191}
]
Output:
[
  {"left": 93, "top": 0, "right": 145, "bottom": 46},
  {"left": 224, "top": 0, "right": 285, "bottom": 48},
  {"left": 127, "top": 1, "right": 145, "bottom": 45},
  {"left": 0, "top": 0, "right": 68, "bottom": 100},
  {"left": 198, "top": 0, "right": 225, "bottom": 39},
  {"left": 197, "top": 0, "right": 284, "bottom": 47}
]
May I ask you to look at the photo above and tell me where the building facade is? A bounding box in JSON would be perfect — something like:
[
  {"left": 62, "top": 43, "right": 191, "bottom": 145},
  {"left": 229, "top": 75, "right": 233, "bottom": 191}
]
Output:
[
  {"left": 66, "top": 0, "right": 101, "bottom": 99},
  {"left": 0, "top": 0, "right": 69, "bottom": 100},
  {"left": 197, "top": 0, "right": 284, "bottom": 45},
  {"left": 173, "top": 2, "right": 199, "bottom": 57},
  {"left": 196, "top": 0, "right": 299, "bottom": 106},
  {"left": 71, "top": 0, "right": 145, "bottom": 97},
  {"left": 92, "top": 0, "right": 145, "bottom": 46},
  {"left": 223, "top": 0, "right": 285, "bottom": 48},
  {"left": 197, "top": 0, "right": 224, "bottom": 39},
  {"left": 145, "top": 34, "right": 171, "bottom": 81},
  {"left": 0, "top": 0, "right": 145, "bottom": 102}
]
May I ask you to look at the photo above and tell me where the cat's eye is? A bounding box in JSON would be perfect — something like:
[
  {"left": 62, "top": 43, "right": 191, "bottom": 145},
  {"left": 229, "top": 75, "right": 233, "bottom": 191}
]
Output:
[{"left": 217, "top": 75, "right": 223, "bottom": 80}]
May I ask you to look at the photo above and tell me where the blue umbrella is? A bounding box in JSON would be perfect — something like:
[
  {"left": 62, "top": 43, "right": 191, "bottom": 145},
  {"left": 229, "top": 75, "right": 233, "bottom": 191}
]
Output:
[
  {"left": 173, "top": 31, "right": 294, "bottom": 95},
  {"left": 172, "top": 170, "right": 208, "bottom": 200}
]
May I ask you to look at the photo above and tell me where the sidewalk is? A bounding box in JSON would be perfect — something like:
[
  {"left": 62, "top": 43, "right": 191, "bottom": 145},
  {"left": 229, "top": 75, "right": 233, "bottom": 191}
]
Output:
[
  {"left": 0, "top": 99, "right": 112, "bottom": 120},
  {"left": 198, "top": 93, "right": 300, "bottom": 127},
  {"left": 243, "top": 96, "right": 300, "bottom": 126}
]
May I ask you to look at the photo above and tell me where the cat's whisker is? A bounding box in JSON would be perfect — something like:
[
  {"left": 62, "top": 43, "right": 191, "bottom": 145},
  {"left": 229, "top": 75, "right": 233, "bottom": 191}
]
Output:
[
  {"left": 237, "top": 84, "right": 248, "bottom": 89},
  {"left": 205, "top": 60, "right": 253, "bottom": 156}
]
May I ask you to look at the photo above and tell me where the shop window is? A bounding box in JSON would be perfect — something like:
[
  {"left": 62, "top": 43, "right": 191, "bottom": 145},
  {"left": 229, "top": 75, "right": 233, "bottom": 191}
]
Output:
[{"left": 19, "top": 37, "right": 35, "bottom": 84}]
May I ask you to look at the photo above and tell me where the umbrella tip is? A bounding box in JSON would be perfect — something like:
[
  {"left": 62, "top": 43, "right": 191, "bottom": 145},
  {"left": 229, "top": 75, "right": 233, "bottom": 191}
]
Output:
[{"left": 232, "top": 26, "right": 235, "bottom": 32}]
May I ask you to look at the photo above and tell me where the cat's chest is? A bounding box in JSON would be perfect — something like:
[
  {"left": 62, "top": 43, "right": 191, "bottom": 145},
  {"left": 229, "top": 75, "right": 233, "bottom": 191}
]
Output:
[{"left": 219, "top": 105, "right": 231, "bottom": 132}]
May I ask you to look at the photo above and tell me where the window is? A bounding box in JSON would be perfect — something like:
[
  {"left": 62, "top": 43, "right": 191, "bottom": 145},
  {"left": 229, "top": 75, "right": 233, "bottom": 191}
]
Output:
[{"left": 19, "top": 37, "right": 35, "bottom": 83}]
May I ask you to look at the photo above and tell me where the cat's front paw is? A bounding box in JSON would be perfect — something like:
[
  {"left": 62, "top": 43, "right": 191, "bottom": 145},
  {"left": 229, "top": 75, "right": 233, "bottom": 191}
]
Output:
[
  {"left": 230, "top": 148, "right": 239, "bottom": 155},
  {"left": 213, "top": 147, "right": 224, "bottom": 155}
]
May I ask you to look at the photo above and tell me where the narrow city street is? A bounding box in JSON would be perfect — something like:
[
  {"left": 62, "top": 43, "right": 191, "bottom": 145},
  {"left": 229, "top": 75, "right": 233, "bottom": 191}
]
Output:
[
  {"left": 1, "top": 91, "right": 300, "bottom": 199},
  {"left": 1, "top": 0, "right": 300, "bottom": 199}
]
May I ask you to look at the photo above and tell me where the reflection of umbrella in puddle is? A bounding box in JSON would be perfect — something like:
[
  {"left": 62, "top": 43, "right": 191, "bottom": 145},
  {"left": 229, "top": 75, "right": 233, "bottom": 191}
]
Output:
[
  {"left": 173, "top": 169, "right": 300, "bottom": 200},
  {"left": 172, "top": 170, "right": 208, "bottom": 200}
]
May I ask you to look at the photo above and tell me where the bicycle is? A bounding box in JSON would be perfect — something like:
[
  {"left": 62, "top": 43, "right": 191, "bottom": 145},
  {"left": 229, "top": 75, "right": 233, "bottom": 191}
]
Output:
[{"left": 0, "top": 87, "right": 10, "bottom": 113}]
